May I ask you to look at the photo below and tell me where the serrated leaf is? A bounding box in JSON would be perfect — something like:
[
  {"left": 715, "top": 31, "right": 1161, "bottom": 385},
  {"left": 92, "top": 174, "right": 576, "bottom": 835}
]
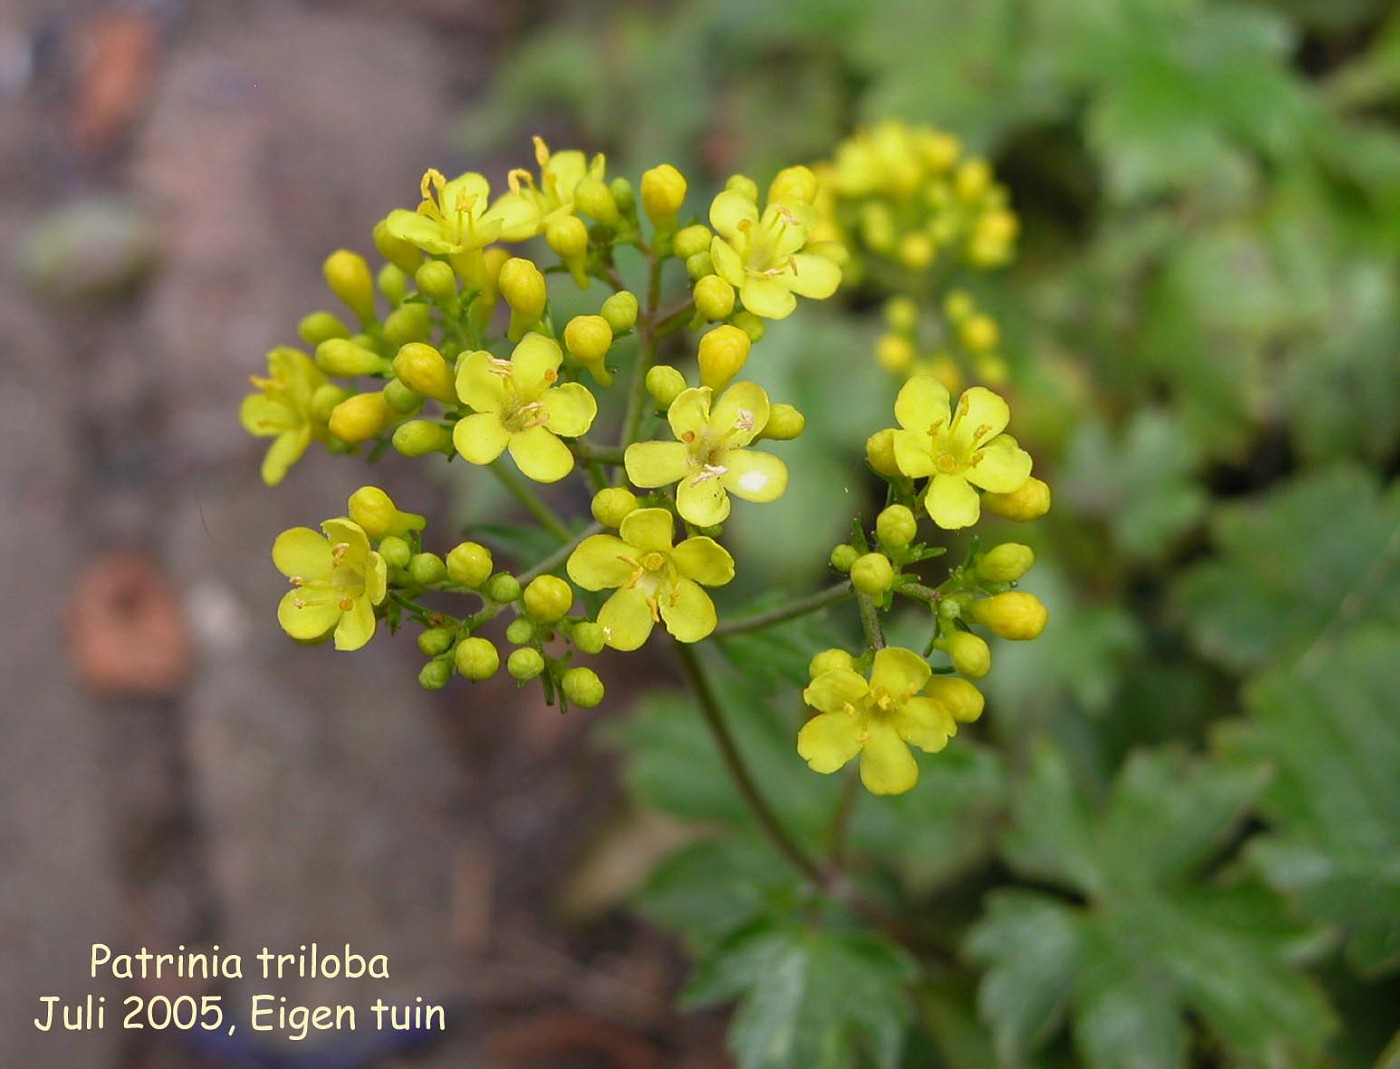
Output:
[
  {"left": 1224, "top": 627, "right": 1400, "bottom": 974},
  {"left": 1174, "top": 466, "right": 1400, "bottom": 673},
  {"left": 685, "top": 921, "right": 918, "bottom": 1069},
  {"left": 1073, "top": 920, "right": 1187, "bottom": 1069}
]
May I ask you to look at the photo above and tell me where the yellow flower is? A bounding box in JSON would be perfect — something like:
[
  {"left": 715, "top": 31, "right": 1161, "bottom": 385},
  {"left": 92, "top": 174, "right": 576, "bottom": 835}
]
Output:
[
  {"left": 382, "top": 169, "right": 537, "bottom": 262},
  {"left": 888, "top": 376, "right": 1032, "bottom": 530},
  {"left": 273, "top": 518, "right": 387, "bottom": 651},
  {"left": 708, "top": 180, "right": 841, "bottom": 320},
  {"left": 453, "top": 335, "right": 597, "bottom": 483},
  {"left": 566, "top": 508, "right": 734, "bottom": 650},
  {"left": 624, "top": 383, "right": 788, "bottom": 527},
  {"left": 240, "top": 347, "right": 328, "bottom": 486},
  {"left": 493, "top": 137, "right": 607, "bottom": 235},
  {"left": 797, "top": 646, "right": 956, "bottom": 795}
]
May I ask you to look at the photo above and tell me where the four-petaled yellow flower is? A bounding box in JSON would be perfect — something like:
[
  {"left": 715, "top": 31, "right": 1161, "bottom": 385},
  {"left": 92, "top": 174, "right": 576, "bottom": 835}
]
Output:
[
  {"left": 383, "top": 169, "right": 536, "bottom": 264},
  {"left": 567, "top": 508, "right": 734, "bottom": 650},
  {"left": 493, "top": 137, "right": 607, "bottom": 233},
  {"left": 240, "top": 346, "right": 328, "bottom": 486},
  {"left": 798, "top": 647, "right": 956, "bottom": 795},
  {"left": 273, "top": 518, "right": 388, "bottom": 651},
  {"left": 888, "top": 376, "right": 1032, "bottom": 530},
  {"left": 624, "top": 383, "right": 788, "bottom": 527},
  {"left": 454, "top": 335, "right": 598, "bottom": 483},
  {"left": 708, "top": 180, "right": 841, "bottom": 320}
]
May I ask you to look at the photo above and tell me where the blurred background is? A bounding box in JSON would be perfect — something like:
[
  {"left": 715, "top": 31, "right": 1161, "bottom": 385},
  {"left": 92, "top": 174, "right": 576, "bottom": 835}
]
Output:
[{"left": 1, "top": 0, "right": 1396, "bottom": 1067}]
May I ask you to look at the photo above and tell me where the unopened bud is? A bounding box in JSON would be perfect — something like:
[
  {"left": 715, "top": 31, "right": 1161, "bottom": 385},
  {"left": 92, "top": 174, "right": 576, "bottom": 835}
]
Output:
[
  {"left": 925, "top": 676, "right": 984, "bottom": 724},
  {"left": 976, "top": 543, "right": 1035, "bottom": 583},
  {"left": 946, "top": 631, "right": 991, "bottom": 678},
  {"left": 600, "top": 291, "right": 639, "bottom": 333},
  {"left": 591, "top": 487, "right": 638, "bottom": 528},
  {"left": 673, "top": 225, "right": 712, "bottom": 260},
  {"left": 415, "top": 260, "right": 457, "bottom": 302},
  {"left": 383, "top": 302, "right": 432, "bottom": 346},
  {"left": 392, "top": 419, "right": 454, "bottom": 457},
  {"left": 697, "top": 325, "right": 750, "bottom": 392},
  {"left": 323, "top": 249, "right": 376, "bottom": 324},
  {"left": 299, "top": 311, "right": 350, "bottom": 348},
  {"left": 455, "top": 637, "right": 500, "bottom": 681},
  {"left": 570, "top": 621, "right": 606, "bottom": 655},
  {"left": 392, "top": 342, "right": 457, "bottom": 404},
  {"left": 575, "top": 176, "right": 618, "bottom": 224},
  {"left": 316, "top": 338, "right": 387, "bottom": 377},
  {"left": 646, "top": 365, "right": 687, "bottom": 408},
  {"left": 694, "top": 275, "right": 735, "bottom": 321},
  {"left": 378, "top": 263, "right": 409, "bottom": 306},
  {"left": 563, "top": 315, "right": 613, "bottom": 365},
  {"left": 761, "top": 403, "right": 804, "bottom": 441},
  {"left": 409, "top": 552, "right": 449, "bottom": 586},
  {"left": 484, "top": 573, "right": 522, "bottom": 605},
  {"left": 561, "top": 666, "right": 604, "bottom": 708},
  {"left": 382, "top": 378, "right": 423, "bottom": 415},
  {"left": 982, "top": 477, "right": 1051, "bottom": 521},
  {"left": 967, "top": 592, "right": 1048, "bottom": 640},
  {"left": 498, "top": 257, "right": 548, "bottom": 341},
  {"left": 865, "top": 428, "right": 901, "bottom": 478},
  {"left": 507, "top": 647, "right": 545, "bottom": 682},
  {"left": 768, "top": 165, "right": 818, "bottom": 206},
  {"left": 419, "top": 659, "right": 452, "bottom": 690},
  {"left": 851, "top": 552, "right": 895, "bottom": 597},
  {"left": 373, "top": 219, "right": 424, "bottom": 273},
  {"left": 523, "top": 575, "right": 573, "bottom": 624},
  {"left": 808, "top": 648, "right": 854, "bottom": 677},
  {"left": 446, "top": 541, "right": 493, "bottom": 588},
  {"left": 640, "top": 164, "right": 687, "bottom": 228},
  {"left": 328, "top": 391, "right": 393, "bottom": 443},
  {"left": 876, "top": 505, "right": 917, "bottom": 549}
]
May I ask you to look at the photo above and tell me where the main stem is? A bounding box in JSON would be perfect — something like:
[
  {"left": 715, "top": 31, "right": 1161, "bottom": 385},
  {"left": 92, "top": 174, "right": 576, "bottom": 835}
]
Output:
[
  {"left": 672, "top": 641, "right": 829, "bottom": 888},
  {"left": 712, "top": 582, "right": 854, "bottom": 638}
]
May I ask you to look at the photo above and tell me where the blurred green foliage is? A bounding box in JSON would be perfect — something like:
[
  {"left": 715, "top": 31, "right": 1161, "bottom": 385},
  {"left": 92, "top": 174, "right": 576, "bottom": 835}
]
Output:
[{"left": 474, "top": 0, "right": 1400, "bottom": 1065}]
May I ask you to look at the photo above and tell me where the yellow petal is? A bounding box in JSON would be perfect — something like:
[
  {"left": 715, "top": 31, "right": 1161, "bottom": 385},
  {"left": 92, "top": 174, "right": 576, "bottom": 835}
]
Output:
[
  {"left": 667, "top": 387, "right": 713, "bottom": 441},
  {"left": 803, "top": 667, "right": 870, "bottom": 714},
  {"left": 925, "top": 473, "right": 980, "bottom": 530},
  {"left": 333, "top": 595, "right": 377, "bottom": 651},
  {"left": 488, "top": 192, "right": 543, "bottom": 242},
  {"left": 710, "top": 382, "right": 771, "bottom": 442},
  {"left": 676, "top": 475, "right": 730, "bottom": 527},
  {"left": 870, "top": 646, "right": 932, "bottom": 697},
  {"left": 619, "top": 508, "right": 675, "bottom": 553},
  {"left": 658, "top": 578, "right": 717, "bottom": 643},
  {"left": 797, "top": 711, "right": 864, "bottom": 774},
  {"left": 598, "top": 587, "right": 656, "bottom": 650},
  {"left": 891, "top": 428, "right": 936, "bottom": 478},
  {"left": 272, "top": 527, "right": 331, "bottom": 578},
  {"left": 894, "top": 696, "right": 954, "bottom": 753},
  {"left": 786, "top": 253, "right": 841, "bottom": 299},
  {"left": 709, "top": 189, "right": 760, "bottom": 237},
  {"left": 455, "top": 350, "right": 507, "bottom": 413},
  {"left": 625, "top": 441, "right": 690, "bottom": 488},
  {"left": 454, "top": 412, "right": 511, "bottom": 465},
  {"left": 261, "top": 428, "right": 310, "bottom": 487},
  {"left": 722, "top": 449, "right": 787, "bottom": 503},
  {"left": 952, "top": 387, "right": 1011, "bottom": 447},
  {"left": 710, "top": 237, "right": 746, "bottom": 287},
  {"left": 671, "top": 536, "right": 735, "bottom": 586},
  {"left": 894, "top": 374, "right": 951, "bottom": 432},
  {"left": 277, "top": 590, "right": 339, "bottom": 641},
  {"left": 859, "top": 724, "right": 919, "bottom": 795},
  {"left": 740, "top": 277, "right": 797, "bottom": 320},
  {"left": 965, "top": 436, "right": 1033, "bottom": 494},
  {"left": 567, "top": 533, "right": 634, "bottom": 590},
  {"left": 241, "top": 393, "right": 292, "bottom": 437},
  {"left": 365, "top": 553, "right": 388, "bottom": 605},
  {"left": 508, "top": 425, "right": 574, "bottom": 483},
  {"left": 383, "top": 209, "right": 456, "bottom": 254},
  {"left": 511, "top": 334, "right": 564, "bottom": 395},
  {"left": 541, "top": 381, "right": 598, "bottom": 438}
]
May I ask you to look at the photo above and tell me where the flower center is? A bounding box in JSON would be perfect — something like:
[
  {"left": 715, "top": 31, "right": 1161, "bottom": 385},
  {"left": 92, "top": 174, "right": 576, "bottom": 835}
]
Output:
[{"left": 935, "top": 452, "right": 960, "bottom": 474}]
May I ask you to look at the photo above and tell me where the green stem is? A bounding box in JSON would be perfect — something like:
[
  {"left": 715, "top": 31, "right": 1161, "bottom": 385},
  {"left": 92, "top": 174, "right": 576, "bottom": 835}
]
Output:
[
  {"left": 519, "top": 522, "right": 603, "bottom": 584},
  {"left": 712, "top": 582, "right": 854, "bottom": 638},
  {"left": 672, "top": 641, "right": 828, "bottom": 888},
  {"left": 489, "top": 460, "right": 573, "bottom": 544},
  {"left": 857, "top": 592, "right": 886, "bottom": 651},
  {"left": 570, "top": 439, "right": 628, "bottom": 466},
  {"left": 617, "top": 258, "right": 666, "bottom": 460}
]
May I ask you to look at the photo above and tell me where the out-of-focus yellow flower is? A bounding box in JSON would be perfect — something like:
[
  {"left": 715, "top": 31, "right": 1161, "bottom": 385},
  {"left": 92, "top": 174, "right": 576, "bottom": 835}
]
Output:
[
  {"left": 240, "top": 347, "right": 328, "bottom": 486},
  {"left": 273, "top": 518, "right": 387, "bottom": 651}
]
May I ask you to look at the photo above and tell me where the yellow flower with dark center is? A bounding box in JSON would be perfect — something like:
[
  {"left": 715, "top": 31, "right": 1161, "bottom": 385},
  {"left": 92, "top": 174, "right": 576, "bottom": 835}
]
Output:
[
  {"left": 888, "top": 376, "right": 1032, "bottom": 529},
  {"left": 273, "top": 518, "right": 387, "bottom": 651},
  {"left": 566, "top": 508, "right": 734, "bottom": 650},
  {"left": 624, "top": 383, "right": 788, "bottom": 527},
  {"left": 797, "top": 646, "right": 956, "bottom": 795},
  {"left": 453, "top": 335, "right": 597, "bottom": 483},
  {"left": 240, "top": 346, "right": 328, "bottom": 486}
]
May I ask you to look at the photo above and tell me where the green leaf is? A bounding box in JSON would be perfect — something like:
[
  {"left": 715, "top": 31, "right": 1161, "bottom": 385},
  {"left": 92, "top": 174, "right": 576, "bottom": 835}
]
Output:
[
  {"left": 1221, "top": 627, "right": 1400, "bottom": 975},
  {"left": 1072, "top": 920, "right": 1187, "bottom": 1069},
  {"left": 685, "top": 920, "right": 918, "bottom": 1069},
  {"left": 716, "top": 591, "right": 844, "bottom": 690},
  {"left": 1174, "top": 466, "right": 1400, "bottom": 673}
]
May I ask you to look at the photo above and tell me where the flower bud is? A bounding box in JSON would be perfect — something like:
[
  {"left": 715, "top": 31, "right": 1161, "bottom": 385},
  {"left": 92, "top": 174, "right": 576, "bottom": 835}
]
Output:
[
  {"left": 641, "top": 164, "right": 687, "bottom": 228},
  {"left": 725, "top": 174, "right": 759, "bottom": 202},
  {"left": 967, "top": 592, "right": 1048, "bottom": 640},
  {"left": 498, "top": 257, "right": 548, "bottom": 341},
  {"left": 446, "top": 541, "right": 493, "bottom": 588},
  {"left": 382, "top": 378, "right": 423, "bottom": 416},
  {"left": 348, "top": 486, "right": 426, "bottom": 539},
  {"left": 507, "top": 647, "right": 545, "bottom": 682},
  {"left": 392, "top": 342, "right": 457, "bottom": 404},
  {"left": 373, "top": 219, "right": 424, "bottom": 273},
  {"left": 575, "top": 176, "right": 618, "bottom": 225},
  {"left": 808, "top": 648, "right": 854, "bottom": 677},
  {"left": 976, "top": 543, "right": 1035, "bottom": 583},
  {"left": 955, "top": 158, "right": 992, "bottom": 202},
  {"left": 697, "top": 325, "right": 751, "bottom": 392},
  {"left": 419, "top": 659, "right": 453, "bottom": 690},
  {"left": 609, "top": 176, "right": 636, "bottom": 216},
  {"left": 316, "top": 338, "right": 387, "bottom": 377},
  {"left": 328, "top": 391, "right": 393, "bottom": 443},
  {"left": 383, "top": 302, "right": 433, "bottom": 347},
  {"left": 865, "top": 428, "right": 901, "bottom": 478},
  {"left": 455, "top": 636, "right": 500, "bottom": 681},
  {"left": 392, "top": 419, "right": 454, "bottom": 457},
  {"left": 960, "top": 313, "right": 999, "bottom": 354},
  {"left": 925, "top": 676, "right": 984, "bottom": 724},
  {"left": 523, "top": 575, "right": 573, "bottom": 623},
  {"left": 591, "top": 487, "right": 638, "bottom": 528},
  {"left": 570, "top": 621, "right": 606, "bottom": 655},
  {"left": 761, "top": 403, "right": 804, "bottom": 441},
  {"left": 484, "top": 573, "right": 522, "bottom": 604},
  {"left": 561, "top": 666, "right": 604, "bottom": 708},
  {"left": 768, "top": 165, "right": 819, "bottom": 206},
  {"left": 694, "top": 275, "right": 735, "bottom": 321},
  {"left": 601, "top": 291, "right": 639, "bottom": 333},
  {"left": 673, "top": 224, "right": 712, "bottom": 260},
  {"left": 876, "top": 333, "right": 915, "bottom": 373},
  {"left": 829, "top": 544, "right": 858, "bottom": 573},
  {"left": 409, "top": 552, "right": 449, "bottom": 586},
  {"left": 323, "top": 249, "right": 376, "bottom": 324},
  {"left": 684, "top": 251, "right": 714, "bottom": 280},
  {"left": 418, "top": 627, "right": 454, "bottom": 656},
  {"left": 311, "top": 383, "right": 351, "bottom": 422},
  {"left": 899, "top": 232, "right": 935, "bottom": 270},
  {"left": 546, "top": 215, "right": 590, "bottom": 287},
  {"left": 876, "top": 505, "right": 917, "bottom": 549},
  {"left": 851, "top": 552, "right": 895, "bottom": 597},
  {"left": 378, "top": 535, "right": 411, "bottom": 570},
  {"left": 731, "top": 310, "right": 765, "bottom": 342},
  {"left": 415, "top": 260, "right": 457, "bottom": 302},
  {"left": 564, "top": 315, "right": 613, "bottom": 365},
  {"left": 946, "top": 630, "right": 991, "bottom": 678},
  {"left": 506, "top": 617, "right": 537, "bottom": 646},
  {"left": 884, "top": 296, "right": 918, "bottom": 333},
  {"left": 378, "top": 263, "right": 409, "bottom": 306},
  {"left": 646, "top": 365, "right": 687, "bottom": 409},
  {"left": 299, "top": 311, "right": 350, "bottom": 347},
  {"left": 982, "top": 477, "right": 1051, "bottom": 521}
]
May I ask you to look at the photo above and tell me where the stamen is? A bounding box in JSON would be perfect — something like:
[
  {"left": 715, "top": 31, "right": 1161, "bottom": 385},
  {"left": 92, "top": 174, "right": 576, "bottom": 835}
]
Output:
[
  {"left": 331, "top": 542, "right": 349, "bottom": 566},
  {"left": 691, "top": 464, "right": 728, "bottom": 485},
  {"left": 532, "top": 135, "right": 550, "bottom": 169},
  {"left": 487, "top": 357, "right": 515, "bottom": 378},
  {"left": 681, "top": 430, "right": 697, "bottom": 444},
  {"left": 544, "top": 369, "right": 558, "bottom": 383},
  {"left": 507, "top": 168, "right": 533, "bottom": 195},
  {"left": 734, "top": 409, "right": 755, "bottom": 433},
  {"left": 420, "top": 168, "right": 445, "bottom": 201},
  {"left": 338, "top": 597, "right": 354, "bottom": 612}
]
